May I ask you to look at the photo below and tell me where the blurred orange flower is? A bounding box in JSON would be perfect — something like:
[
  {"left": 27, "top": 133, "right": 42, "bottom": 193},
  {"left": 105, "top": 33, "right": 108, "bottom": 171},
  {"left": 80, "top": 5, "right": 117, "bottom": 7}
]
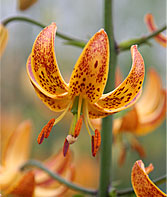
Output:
[
  {"left": 0, "top": 120, "right": 75, "bottom": 196},
  {"left": 131, "top": 160, "right": 167, "bottom": 197},
  {"left": 92, "top": 68, "right": 166, "bottom": 165},
  {"left": 0, "top": 24, "right": 8, "bottom": 57},
  {"left": 18, "top": 0, "right": 37, "bottom": 10},
  {"left": 145, "top": 13, "right": 167, "bottom": 47},
  {"left": 27, "top": 23, "right": 144, "bottom": 157}
]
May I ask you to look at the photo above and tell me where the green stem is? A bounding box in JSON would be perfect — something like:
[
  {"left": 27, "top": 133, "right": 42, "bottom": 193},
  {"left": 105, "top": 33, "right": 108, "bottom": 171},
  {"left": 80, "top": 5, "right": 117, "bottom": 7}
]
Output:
[
  {"left": 116, "top": 174, "right": 167, "bottom": 196},
  {"left": 2, "top": 16, "right": 86, "bottom": 48},
  {"left": 118, "top": 25, "right": 166, "bottom": 52},
  {"left": 20, "top": 159, "right": 97, "bottom": 195},
  {"left": 154, "top": 174, "right": 167, "bottom": 186},
  {"left": 98, "top": 0, "right": 117, "bottom": 196}
]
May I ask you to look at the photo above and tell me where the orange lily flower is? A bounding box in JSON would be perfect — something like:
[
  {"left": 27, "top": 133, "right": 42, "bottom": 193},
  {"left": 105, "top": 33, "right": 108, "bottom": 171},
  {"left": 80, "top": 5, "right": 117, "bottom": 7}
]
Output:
[
  {"left": 114, "top": 68, "right": 166, "bottom": 135},
  {"left": 0, "top": 120, "right": 75, "bottom": 196},
  {"left": 18, "top": 0, "right": 37, "bottom": 10},
  {"left": 145, "top": 13, "right": 167, "bottom": 47},
  {"left": 91, "top": 68, "right": 166, "bottom": 164},
  {"left": 0, "top": 24, "right": 8, "bottom": 57},
  {"left": 26, "top": 22, "right": 145, "bottom": 157},
  {"left": 131, "top": 160, "right": 167, "bottom": 197}
]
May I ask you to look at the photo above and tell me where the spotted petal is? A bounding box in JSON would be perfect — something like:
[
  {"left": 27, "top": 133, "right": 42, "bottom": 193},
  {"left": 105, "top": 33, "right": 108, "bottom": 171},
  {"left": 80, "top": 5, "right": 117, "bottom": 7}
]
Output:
[
  {"left": 32, "top": 83, "right": 71, "bottom": 112},
  {"left": 28, "top": 23, "right": 68, "bottom": 98},
  {"left": 96, "top": 45, "right": 144, "bottom": 113},
  {"left": 145, "top": 14, "right": 167, "bottom": 47},
  {"left": 88, "top": 87, "right": 142, "bottom": 119},
  {"left": 69, "top": 29, "right": 109, "bottom": 103},
  {"left": 131, "top": 160, "right": 167, "bottom": 197}
]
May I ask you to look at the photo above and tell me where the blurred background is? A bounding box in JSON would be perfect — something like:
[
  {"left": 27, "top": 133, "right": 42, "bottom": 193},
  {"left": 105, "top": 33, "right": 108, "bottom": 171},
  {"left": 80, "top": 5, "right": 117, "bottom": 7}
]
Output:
[{"left": 1, "top": 0, "right": 166, "bottom": 195}]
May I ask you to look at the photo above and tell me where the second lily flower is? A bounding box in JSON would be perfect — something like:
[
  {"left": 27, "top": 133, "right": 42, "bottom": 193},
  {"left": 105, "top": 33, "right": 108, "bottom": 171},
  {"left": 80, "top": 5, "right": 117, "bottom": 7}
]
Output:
[{"left": 27, "top": 23, "right": 145, "bottom": 157}]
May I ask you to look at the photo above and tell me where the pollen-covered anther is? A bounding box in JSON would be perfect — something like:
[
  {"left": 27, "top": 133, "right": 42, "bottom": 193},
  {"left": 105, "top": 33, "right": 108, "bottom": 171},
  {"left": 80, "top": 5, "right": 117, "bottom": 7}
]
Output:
[
  {"left": 74, "top": 117, "right": 83, "bottom": 138},
  {"left": 37, "top": 118, "right": 55, "bottom": 144},
  {"left": 91, "top": 129, "right": 101, "bottom": 157}
]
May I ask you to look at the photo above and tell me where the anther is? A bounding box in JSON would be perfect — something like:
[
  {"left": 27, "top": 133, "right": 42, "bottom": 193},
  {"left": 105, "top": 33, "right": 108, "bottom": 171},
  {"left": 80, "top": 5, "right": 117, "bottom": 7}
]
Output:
[
  {"left": 37, "top": 118, "right": 55, "bottom": 144},
  {"left": 74, "top": 116, "right": 83, "bottom": 138},
  {"left": 91, "top": 129, "right": 101, "bottom": 157},
  {"left": 63, "top": 138, "right": 70, "bottom": 157}
]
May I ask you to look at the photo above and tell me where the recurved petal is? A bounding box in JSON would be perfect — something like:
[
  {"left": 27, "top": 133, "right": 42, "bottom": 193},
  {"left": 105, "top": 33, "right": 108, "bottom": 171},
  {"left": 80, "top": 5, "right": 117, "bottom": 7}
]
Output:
[
  {"left": 115, "top": 66, "right": 123, "bottom": 87},
  {"left": 5, "top": 171, "right": 35, "bottom": 197},
  {"left": 2, "top": 120, "right": 31, "bottom": 169},
  {"left": 69, "top": 29, "right": 109, "bottom": 103},
  {"left": 88, "top": 101, "right": 110, "bottom": 119},
  {"left": 135, "top": 90, "right": 166, "bottom": 136},
  {"left": 145, "top": 13, "right": 167, "bottom": 47},
  {"left": 136, "top": 68, "right": 162, "bottom": 116},
  {"left": 96, "top": 45, "right": 144, "bottom": 113},
  {"left": 34, "top": 165, "right": 75, "bottom": 197},
  {"left": 119, "top": 107, "right": 139, "bottom": 132},
  {"left": 29, "top": 23, "right": 68, "bottom": 97},
  {"left": 131, "top": 160, "right": 167, "bottom": 197},
  {"left": 32, "top": 83, "right": 71, "bottom": 112},
  {"left": 89, "top": 89, "right": 142, "bottom": 119},
  {"left": 0, "top": 24, "right": 8, "bottom": 58}
]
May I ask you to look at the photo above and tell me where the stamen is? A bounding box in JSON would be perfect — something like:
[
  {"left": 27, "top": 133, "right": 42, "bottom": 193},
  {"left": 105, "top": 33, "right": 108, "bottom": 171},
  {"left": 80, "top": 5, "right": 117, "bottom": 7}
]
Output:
[
  {"left": 91, "top": 129, "right": 101, "bottom": 157},
  {"left": 53, "top": 102, "right": 72, "bottom": 126},
  {"left": 37, "top": 118, "right": 55, "bottom": 144},
  {"left": 85, "top": 101, "right": 95, "bottom": 132},
  {"left": 63, "top": 138, "right": 70, "bottom": 157},
  {"left": 83, "top": 100, "right": 93, "bottom": 136},
  {"left": 118, "top": 145, "right": 127, "bottom": 166},
  {"left": 77, "top": 95, "right": 82, "bottom": 120},
  {"left": 74, "top": 116, "right": 83, "bottom": 138},
  {"left": 84, "top": 116, "right": 92, "bottom": 137},
  {"left": 44, "top": 118, "right": 55, "bottom": 138},
  {"left": 131, "top": 138, "right": 146, "bottom": 158},
  {"left": 69, "top": 114, "right": 77, "bottom": 135},
  {"left": 37, "top": 131, "right": 45, "bottom": 144}
]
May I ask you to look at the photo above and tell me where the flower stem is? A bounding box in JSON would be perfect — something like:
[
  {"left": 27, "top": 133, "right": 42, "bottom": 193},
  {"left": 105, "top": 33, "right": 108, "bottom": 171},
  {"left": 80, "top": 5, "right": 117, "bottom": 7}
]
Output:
[
  {"left": 98, "top": 0, "right": 117, "bottom": 196},
  {"left": 20, "top": 159, "right": 97, "bottom": 195},
  {"left": 118, "top": 25, "right": 167, "bottom": 52},
  {"left": 2, "top": 16, "right": 86, "bottom": 48}
]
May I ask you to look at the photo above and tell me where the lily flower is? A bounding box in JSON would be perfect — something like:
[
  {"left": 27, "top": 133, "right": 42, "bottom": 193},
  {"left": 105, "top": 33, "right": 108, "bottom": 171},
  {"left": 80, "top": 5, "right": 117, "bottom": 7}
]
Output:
[
  {"left": 145, "top": 13, "right": 167, "bottom": 47},
  {"left": 0, "top": 120, "right": 75, "bottom": 196},
  {"left": 91, "top": 68, "right": 166, "bottom": 164},
  {"left": 18, "top": 0, "right": 37, "bottom": 10},
  {"left": 0, "top": 24, "right": 8, "bottom": 57},
  {"left": 131, "top": 160, "right": 167, "bottom": 196},
  {"left": 26, "top": 22, "right": 145, "bottom": 157}
]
